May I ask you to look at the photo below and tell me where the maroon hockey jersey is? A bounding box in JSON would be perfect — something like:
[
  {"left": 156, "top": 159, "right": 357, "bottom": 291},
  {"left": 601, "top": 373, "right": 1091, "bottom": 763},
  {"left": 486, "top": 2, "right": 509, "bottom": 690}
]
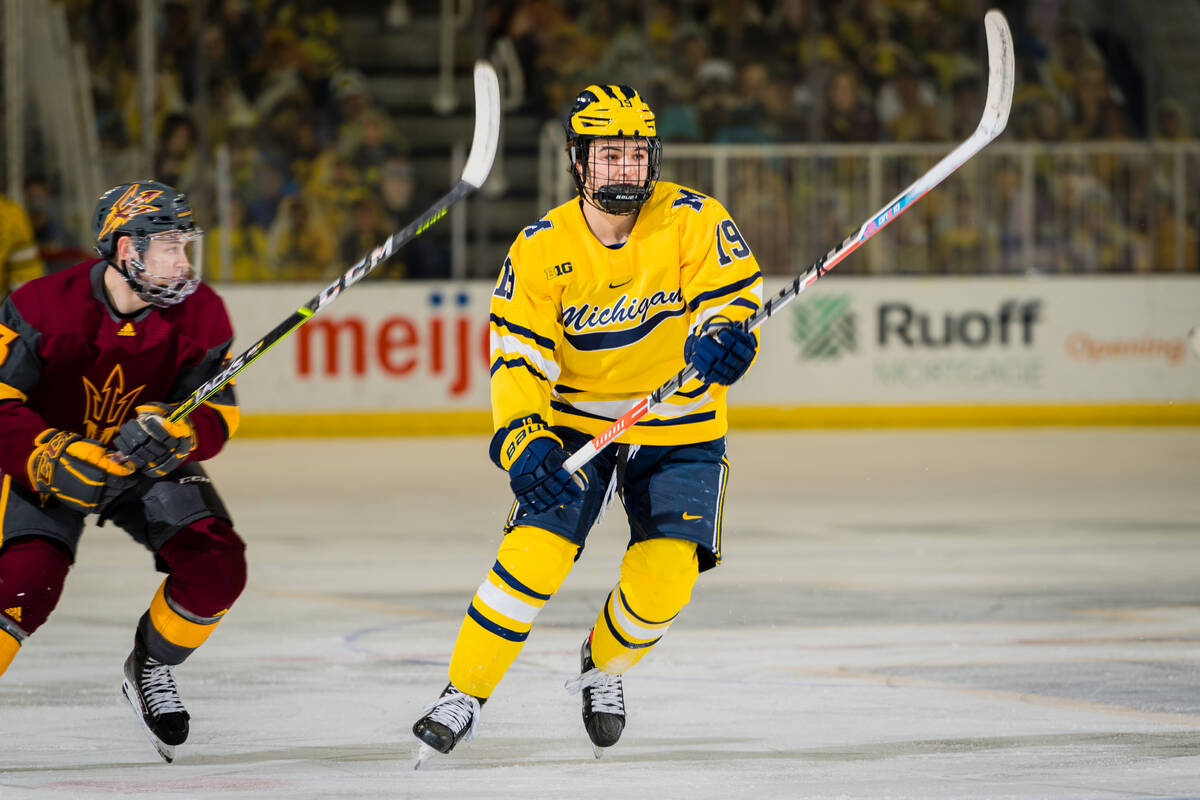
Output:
[{"left": 0, "top": 259, "right": 239, "bottom": 490}]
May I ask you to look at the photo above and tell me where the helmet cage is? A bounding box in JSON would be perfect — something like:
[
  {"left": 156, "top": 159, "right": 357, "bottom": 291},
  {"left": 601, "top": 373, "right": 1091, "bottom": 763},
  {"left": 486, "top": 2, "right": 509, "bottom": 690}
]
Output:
[
  {"left": 570, "top": 135, "right": 662, "bottom": 216},
  {"left": 117, "top": 229, "right": 204, "bottom": 307}
]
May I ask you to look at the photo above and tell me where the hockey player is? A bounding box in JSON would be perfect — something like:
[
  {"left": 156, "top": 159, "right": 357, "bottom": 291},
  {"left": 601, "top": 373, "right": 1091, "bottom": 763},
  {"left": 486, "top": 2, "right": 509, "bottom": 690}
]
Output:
[
  {"left": 413, "top": 84, "right": 761, "bottom": 759},
  {"left": 0, "top": 180, "right": 245, "bottom": 763}
]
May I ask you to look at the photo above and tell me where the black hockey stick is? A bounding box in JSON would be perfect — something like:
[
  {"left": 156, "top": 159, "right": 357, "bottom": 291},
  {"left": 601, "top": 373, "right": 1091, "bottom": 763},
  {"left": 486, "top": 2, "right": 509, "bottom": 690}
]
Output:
[
  {"left": 564, "top": 9, "right": 1015, "bottom": 473},
  {"left": 166, "top": 62, "right": 501, "bottom": 424}
]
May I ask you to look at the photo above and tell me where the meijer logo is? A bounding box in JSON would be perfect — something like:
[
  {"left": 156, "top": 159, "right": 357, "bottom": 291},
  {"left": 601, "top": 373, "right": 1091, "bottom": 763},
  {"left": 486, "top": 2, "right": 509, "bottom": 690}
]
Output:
[{"left": 295, "top": 291, "right": 490, "bottom": 397}]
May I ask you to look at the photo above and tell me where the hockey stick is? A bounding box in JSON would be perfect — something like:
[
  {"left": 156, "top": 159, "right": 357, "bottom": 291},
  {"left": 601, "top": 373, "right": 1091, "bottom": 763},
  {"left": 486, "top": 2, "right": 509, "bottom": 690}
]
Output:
[
  {"left": 563, "top": 9, "right": 1014, "bottom": 474},
  {"left": 159, "top": 62, "right": 501, "bottom": 424}
]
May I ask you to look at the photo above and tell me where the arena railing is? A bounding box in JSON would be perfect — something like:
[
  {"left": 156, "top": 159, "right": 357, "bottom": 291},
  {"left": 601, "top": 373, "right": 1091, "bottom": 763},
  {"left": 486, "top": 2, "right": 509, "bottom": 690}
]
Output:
[{"left": 540, "top": 130, "right": 1200, "bottom": 276}]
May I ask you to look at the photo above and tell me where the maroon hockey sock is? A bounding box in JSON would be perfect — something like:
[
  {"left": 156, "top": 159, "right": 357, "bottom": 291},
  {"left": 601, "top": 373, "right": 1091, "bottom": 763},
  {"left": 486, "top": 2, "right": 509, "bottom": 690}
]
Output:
[
  {"left": 0, "top": 537, "right": 71, "bottom": 636},
  {"left": 156, "top": 517, "right": 247, "bottom": 618}
]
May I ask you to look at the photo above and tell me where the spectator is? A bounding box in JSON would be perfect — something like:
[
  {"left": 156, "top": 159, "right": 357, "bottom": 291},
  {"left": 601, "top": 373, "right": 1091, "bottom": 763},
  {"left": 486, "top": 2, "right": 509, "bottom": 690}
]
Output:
[
  {"left": 0, "top": 194, "right": 46, "bottom": 296},
  {"left": 714, "top": 62, "right": 774, "bottom": 144},
  {"left": 1148, "top": 192, "right": 1197, "bottom": 271},
  {"left": 878, "top": 58, "right": 946, "bottom": 142},
  {"left": 267, "top": 195, "right": 336, "bottom": 281},
  {"left": 339, "top": 192, "right": 393, "bottom": 269},
  {"left": 1156, "top": 99, "right": 1191, "bottom": 140},
  {"left": 377, "top": 157, "right": 449, "bottom": 278},
  {"left": 1065, "top": 57, "right": 1117, "bottom": 140},
  {"left": 693, "top": 59, "right": 739, "bottom": 141},
  {"left": 343, "top": 109, "right": 408, "bottom": 189},
  {"left": 936, "top": 190, "right": 994, "bottom": 274},
  {"left": 821, "top": 66, "right": 878, "bottom": 142},
  {"left": 22, "top": 176, "right": 75, "bottom": 253},
  {"left": 205, "top": 196, "right": 269, "bottom": 282},
  {"left": 156, "top": 113, "right": 199, "bottom": 192}
]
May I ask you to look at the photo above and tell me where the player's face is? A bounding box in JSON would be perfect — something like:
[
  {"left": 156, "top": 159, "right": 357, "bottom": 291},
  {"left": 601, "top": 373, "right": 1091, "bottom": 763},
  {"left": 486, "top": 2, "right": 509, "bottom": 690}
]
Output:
[
  {"left": 587, "top": 137, "right": 650, "bottom": 191},
  {"left": 141, "top": 232, "right": 200, "bottom": 284}
]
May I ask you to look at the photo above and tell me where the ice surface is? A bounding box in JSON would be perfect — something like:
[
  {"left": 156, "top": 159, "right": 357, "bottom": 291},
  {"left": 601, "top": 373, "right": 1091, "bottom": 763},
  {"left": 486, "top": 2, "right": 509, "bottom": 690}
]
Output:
[{"left": 1, "top": 429, "right": 1198, "bottom": 799}]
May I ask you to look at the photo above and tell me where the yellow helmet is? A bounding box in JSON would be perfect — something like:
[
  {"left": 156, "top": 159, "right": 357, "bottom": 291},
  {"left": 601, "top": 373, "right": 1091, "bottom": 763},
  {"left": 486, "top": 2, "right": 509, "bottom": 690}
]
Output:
[{"left": 566, "top": 84, "right": 661, "bottom": 215}]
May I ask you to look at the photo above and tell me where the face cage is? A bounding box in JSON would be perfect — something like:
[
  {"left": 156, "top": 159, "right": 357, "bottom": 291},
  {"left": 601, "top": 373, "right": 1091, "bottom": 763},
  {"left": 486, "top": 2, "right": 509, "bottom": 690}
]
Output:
[
  {"left": 571, "top": 135, "right": 662, "bottom": 216},
  {"left": 118, "top": 229, "right": 204, "bottom": 307}
]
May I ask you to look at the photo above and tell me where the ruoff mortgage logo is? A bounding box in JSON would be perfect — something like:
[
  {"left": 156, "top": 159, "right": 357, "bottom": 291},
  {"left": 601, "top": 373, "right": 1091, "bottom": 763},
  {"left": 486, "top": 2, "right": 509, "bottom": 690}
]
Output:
[{"left": 790, "top": 294, "right": 856, "bottom": 360}]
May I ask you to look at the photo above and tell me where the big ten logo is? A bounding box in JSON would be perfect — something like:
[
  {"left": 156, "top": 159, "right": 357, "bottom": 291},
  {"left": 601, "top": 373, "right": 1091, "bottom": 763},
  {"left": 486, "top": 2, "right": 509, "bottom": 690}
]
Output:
[
  {"left": 296, "top": 291, "right": 490, "bottom": 396},
  {"left": 544, "top": 261, "right": 573, "bottom": 280}
]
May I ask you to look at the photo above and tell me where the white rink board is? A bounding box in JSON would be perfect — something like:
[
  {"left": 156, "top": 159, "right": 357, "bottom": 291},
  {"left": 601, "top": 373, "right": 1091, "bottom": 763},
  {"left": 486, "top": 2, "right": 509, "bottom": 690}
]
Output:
[{"left": 218, "top": 277, "right": 1200, "bottom": 413}]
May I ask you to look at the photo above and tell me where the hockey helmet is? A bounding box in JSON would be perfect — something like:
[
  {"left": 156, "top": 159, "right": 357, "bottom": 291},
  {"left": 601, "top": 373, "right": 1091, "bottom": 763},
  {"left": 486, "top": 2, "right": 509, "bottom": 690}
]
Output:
[
  {"left": 93, "top": 180, "right": 203, "bottom": 306},
  {"left": 566, "top": 84, "right": 661, "bottom": 215}
]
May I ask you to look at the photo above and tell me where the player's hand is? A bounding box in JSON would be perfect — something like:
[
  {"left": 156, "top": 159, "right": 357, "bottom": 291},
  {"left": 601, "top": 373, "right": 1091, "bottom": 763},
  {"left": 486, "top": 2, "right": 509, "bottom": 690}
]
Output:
[
  {"left": 27, "top": 429, "right": 136, "bottom": 514},
  {"left": 499, "top": 421, "right": 585, "bottom": 513},
  {"left": 685, "top": 317, "right": 757, "bottom": 385},
  {"left": 113, "top": 402, "right": 196, "bottom": 477}
]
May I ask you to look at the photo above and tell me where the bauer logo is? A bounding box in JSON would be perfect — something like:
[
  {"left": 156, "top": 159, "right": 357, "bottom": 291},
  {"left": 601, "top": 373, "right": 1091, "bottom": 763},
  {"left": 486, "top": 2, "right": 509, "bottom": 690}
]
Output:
[{"left": 790, "top": 294, "right": 857, "bottom": 360}]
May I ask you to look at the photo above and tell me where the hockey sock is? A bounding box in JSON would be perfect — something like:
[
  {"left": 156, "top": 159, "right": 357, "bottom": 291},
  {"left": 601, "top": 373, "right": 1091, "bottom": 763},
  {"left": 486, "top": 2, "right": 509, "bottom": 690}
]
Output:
[
  {"left": 141, "top": 519, "right": 247, "bottom": 665},
  {"left": 590, "top": 537, "right": 699, "bottom": 674},
  {"left": 137, "top": 579, "right": 229, "bottom": 666},
  {"left": 448, "top": 525, "right": 578, "bottom": 698},
  {"left": 0, "top": 629, "right": 19, "bottom": 676}
]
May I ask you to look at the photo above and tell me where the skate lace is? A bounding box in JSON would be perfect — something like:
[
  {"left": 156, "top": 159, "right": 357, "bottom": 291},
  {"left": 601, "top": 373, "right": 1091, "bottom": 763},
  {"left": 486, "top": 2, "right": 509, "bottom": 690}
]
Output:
[
  {"left": 564, "top": 667, "right": 624, "bottom": 715},
  {"left": 141, "top": 659, "right": 186, "bottom": 716},
  {"left": 422, "top": 690, "right": 481, "bottom": 742}
]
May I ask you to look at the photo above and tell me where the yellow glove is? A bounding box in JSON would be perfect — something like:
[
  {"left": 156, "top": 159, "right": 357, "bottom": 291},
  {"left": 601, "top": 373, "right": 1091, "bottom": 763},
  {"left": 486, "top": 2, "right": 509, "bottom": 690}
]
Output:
[{"left": 27, "top": 429, "right": 136, "bottom": 513}]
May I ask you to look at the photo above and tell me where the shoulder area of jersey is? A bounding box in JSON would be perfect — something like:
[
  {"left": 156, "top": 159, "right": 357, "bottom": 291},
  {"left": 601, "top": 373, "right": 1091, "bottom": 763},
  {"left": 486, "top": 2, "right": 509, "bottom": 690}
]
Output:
[
  {"left": 643, "top": 180, "right": 732, "bottom": 228},
  {"left": 9, "top": 258, "right": 96, "bottom": 306}
]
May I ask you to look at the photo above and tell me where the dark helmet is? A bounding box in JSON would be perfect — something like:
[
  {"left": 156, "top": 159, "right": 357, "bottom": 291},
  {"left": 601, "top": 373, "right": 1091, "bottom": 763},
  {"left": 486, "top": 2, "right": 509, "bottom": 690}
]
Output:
[
  {"left": 566, "top": 84, "right": 661, "bottom": 215},
  {"left": 93, "top": 180, "right": 203, "bottom": 306}
]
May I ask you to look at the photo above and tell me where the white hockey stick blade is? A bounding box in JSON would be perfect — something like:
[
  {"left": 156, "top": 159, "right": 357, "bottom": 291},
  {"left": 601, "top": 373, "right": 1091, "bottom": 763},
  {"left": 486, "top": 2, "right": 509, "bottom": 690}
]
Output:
[
  {"left": 561, "top": 9, "right": 1014, "bottom": 475},
  {"left": 461, "top": 61, "right": 501, "bottom": 189},
  {"left": 979, "top": 9, "right": 1015, "bottom": 138}
]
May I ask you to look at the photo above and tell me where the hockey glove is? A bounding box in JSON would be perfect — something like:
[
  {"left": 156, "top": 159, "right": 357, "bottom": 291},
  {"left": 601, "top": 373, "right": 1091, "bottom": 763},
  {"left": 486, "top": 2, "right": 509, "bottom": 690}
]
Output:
[
  {"left": 685, "top": 317, "right": 758, "bottom": 385},
  {"left": 27, "top": 429, "right": 136, "bottom": 514},
  {"left": 113, "top": 402, "right": 197, "bottom": 478},
  {"left": 499, "top": 420, "right": 585, "bottom": 513}
]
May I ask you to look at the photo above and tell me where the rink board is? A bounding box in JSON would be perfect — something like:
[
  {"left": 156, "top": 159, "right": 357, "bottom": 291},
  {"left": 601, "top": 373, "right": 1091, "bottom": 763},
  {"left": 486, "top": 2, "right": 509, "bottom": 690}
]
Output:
[{"left": 216, "top": 276, "right": 1200, "bottom": 434}]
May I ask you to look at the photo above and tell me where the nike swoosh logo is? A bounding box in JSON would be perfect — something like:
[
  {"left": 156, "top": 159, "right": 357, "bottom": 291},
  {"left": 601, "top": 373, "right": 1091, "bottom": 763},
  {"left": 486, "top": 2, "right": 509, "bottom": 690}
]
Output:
[
  {"left": 682, "top": 513, "right": 703, "bottom": 521},
  {"left": 609, "top": 278, "right": 632, "bottom": 289}
]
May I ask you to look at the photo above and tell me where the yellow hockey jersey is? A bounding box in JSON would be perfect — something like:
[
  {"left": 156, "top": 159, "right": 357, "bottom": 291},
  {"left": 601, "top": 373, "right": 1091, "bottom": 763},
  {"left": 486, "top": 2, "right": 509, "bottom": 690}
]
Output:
[{"left": 489, "top": 180, "right": 763, "bottom": 447}]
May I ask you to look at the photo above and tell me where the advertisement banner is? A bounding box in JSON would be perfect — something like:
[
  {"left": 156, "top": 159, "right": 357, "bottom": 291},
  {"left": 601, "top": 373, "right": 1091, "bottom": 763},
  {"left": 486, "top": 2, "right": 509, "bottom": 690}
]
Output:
[
  {"left": 745, "top": 276, "right": 1200, "bottom": 404},
  {"left": 219, "top": 278, "right": 1200, "bottom": 423}
]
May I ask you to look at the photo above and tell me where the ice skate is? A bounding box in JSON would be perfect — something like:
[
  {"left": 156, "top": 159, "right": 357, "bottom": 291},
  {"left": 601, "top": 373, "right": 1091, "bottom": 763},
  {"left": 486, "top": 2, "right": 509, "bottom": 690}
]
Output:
[
  {"left": 565, "top": 635, "right": 625, "bottom": 757},
  {"left": 412, "top": 683, "right": 483, "bottom": 768},
  {"left": 121, "top": 634, "right": 189, "bottom": 763}
]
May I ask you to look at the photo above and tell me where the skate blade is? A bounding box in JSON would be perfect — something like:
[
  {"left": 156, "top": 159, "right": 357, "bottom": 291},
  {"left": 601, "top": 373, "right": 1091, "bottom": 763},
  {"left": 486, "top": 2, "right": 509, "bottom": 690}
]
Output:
[
  {"left": 591, "top": 743, "right": 608, "bottom": 759},
  {"left": 121, "top": 679, "right": 177, "bottom": 764},
  {"left": 413, "top": 742, "right": 438, "bottom": 770}
]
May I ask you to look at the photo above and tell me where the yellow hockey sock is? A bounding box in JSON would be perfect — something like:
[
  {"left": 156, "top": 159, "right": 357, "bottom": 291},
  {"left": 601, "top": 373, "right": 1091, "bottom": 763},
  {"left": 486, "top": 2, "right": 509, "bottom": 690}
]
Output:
[
  {"left": 0, "top": 629, "right": 19, "bottom": 676},
  {"left": 448, "top": 526, "right": 577, "bottom": 698},
  {"left": 591, "top": 537, "right": 699, "bottom": 674},
  {"left": 139, "top": 579, "right": 228, "bottom": 663}
]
